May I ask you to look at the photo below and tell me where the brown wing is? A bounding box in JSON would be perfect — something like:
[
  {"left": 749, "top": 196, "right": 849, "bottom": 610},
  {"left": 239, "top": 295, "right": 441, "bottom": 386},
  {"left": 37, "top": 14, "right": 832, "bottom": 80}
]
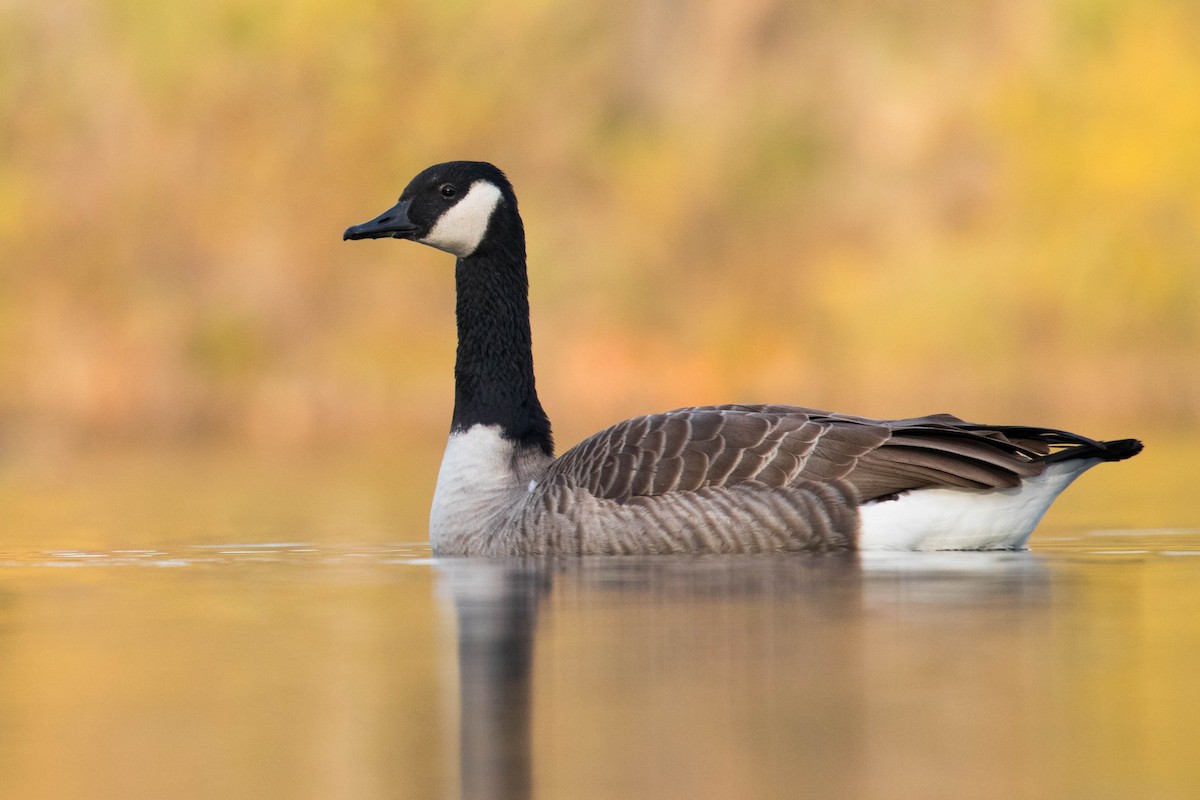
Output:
[
  {"left": 544, "top": 406, "right": 887, "bottom": 502},
  {"left": 543, "top": 404, "right": 1093, "bottom": 504}
]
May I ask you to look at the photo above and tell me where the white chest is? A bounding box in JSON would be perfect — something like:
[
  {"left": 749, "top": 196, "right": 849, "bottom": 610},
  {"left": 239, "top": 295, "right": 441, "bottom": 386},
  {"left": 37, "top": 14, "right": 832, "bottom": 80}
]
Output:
[{"left": 429, "top": 425, "right": 524, "bottom": 549}]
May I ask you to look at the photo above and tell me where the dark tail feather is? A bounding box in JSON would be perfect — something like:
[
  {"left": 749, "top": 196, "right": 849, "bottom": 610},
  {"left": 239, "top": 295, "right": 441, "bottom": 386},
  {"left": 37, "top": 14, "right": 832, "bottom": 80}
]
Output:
[
  {"left": 1041, "top": 437, "right": 1143, "bottom": 464},
  {"left": 954, "top": 423, "right": 1144, "bottom": 465}
]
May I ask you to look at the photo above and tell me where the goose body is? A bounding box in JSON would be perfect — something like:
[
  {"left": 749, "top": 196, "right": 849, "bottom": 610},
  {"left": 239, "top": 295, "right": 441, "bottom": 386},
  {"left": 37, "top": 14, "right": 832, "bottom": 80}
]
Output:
[{"left": 344, "top": 161, "right": 1141, "bottom": 556}]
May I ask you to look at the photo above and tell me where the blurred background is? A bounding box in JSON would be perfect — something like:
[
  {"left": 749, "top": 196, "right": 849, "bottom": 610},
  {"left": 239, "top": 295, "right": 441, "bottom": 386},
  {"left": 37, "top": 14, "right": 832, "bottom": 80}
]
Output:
[{"left": 1, "top": 0, "right": 1197, "bottom": 536}]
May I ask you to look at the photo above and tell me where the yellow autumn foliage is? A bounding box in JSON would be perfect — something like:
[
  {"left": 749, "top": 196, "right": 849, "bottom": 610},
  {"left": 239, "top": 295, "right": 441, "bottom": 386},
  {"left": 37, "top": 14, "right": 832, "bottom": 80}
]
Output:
[{"left": 1, "top": 0, "right": 1196, "bottom": 453}]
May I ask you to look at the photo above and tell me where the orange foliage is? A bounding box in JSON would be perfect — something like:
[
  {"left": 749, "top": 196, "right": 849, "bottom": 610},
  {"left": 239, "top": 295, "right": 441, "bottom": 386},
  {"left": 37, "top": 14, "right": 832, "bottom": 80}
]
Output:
[{"left": 2, "top": 0, "right": 1197, "bottom": 456}]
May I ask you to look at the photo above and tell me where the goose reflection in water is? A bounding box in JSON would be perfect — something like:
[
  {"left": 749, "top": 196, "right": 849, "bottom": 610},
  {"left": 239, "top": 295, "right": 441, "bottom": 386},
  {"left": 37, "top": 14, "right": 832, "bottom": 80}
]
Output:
[
  {"left": 440, "top": 560, "right": 548, "bottom": 800},
  {"left": 435, "top": 551, "right": 1050, "bottom": 800}
]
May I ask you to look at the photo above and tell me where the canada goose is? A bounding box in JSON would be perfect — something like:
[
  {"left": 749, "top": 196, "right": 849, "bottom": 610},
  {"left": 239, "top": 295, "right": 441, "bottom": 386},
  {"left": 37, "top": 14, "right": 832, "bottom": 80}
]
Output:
[{"left": 344, "top": 161, "right": 1141, "bottom": 555}]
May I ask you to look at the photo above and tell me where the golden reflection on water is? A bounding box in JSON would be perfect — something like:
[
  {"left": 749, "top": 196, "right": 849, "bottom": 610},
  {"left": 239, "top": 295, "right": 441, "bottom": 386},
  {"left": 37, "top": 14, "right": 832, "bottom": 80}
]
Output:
[
  {"left": 0, "top": 443, "right": 1196, "bottom": 799},
  {"left": 448, "top": 545, "right": 1200, "bottom": 800}
]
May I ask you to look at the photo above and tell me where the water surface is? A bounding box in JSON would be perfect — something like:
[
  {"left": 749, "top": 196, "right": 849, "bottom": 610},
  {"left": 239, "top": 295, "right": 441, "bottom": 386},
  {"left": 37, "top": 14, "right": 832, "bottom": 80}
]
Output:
[{"left": 0, "top": 446, "right": 1197, "bottom": 799}]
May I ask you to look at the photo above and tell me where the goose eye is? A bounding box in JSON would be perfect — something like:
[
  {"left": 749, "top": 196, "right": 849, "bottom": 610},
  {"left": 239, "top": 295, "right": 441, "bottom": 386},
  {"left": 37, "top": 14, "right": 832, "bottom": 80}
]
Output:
[{"left": 439, "top": 184, "right": 457, "bottom": 199}]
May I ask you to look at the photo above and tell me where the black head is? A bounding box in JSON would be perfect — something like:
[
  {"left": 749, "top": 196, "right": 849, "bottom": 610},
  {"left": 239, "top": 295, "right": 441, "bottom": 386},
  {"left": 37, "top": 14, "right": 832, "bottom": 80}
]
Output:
[{"left": 343, "top": 161, "right": 518, "bottom": 258}]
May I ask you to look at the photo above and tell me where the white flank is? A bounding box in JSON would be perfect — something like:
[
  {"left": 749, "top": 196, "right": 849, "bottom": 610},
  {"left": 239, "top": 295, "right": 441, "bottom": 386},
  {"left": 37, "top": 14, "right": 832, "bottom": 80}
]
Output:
[
  {"left": 429, "top": 424, "right": 520, "bottom": 550},
  {"left": 858, "top": 458, "right": 1102, "bottom": 551},
  {"left": 419, "top": 180, "right": 503, "bottom": 257}
]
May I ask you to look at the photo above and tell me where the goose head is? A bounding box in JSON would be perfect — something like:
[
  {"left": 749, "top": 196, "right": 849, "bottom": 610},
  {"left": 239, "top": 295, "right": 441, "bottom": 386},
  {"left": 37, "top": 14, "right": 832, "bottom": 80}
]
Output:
[{"left": 343, "top": 161, "right": 518, "bottom": 259}]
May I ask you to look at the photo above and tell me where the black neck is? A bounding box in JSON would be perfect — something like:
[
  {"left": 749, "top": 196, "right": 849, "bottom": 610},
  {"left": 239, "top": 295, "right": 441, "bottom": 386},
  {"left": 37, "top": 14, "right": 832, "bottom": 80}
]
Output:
[{"left": 450, "top": 219, "right": 553, "bottom": 456}]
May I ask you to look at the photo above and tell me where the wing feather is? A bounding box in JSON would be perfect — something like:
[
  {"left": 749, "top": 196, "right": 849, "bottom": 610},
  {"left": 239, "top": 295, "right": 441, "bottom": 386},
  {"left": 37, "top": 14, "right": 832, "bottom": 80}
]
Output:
[{"left": 543, "top": 404, "right": 1103, "bottom": 504}]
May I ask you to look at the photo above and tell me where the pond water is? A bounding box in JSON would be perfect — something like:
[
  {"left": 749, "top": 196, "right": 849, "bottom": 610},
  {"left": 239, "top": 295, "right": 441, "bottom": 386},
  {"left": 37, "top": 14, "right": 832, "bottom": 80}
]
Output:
[{"left": 0, "top": 444, "right": 1197, "bottom": 799}]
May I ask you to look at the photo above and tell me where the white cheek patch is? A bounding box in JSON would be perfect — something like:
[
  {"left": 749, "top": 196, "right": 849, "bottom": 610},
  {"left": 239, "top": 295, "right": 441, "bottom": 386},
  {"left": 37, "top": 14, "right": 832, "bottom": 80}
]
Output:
[{"left": 419, "top": 180, "right": 503, "bottom": 258}]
